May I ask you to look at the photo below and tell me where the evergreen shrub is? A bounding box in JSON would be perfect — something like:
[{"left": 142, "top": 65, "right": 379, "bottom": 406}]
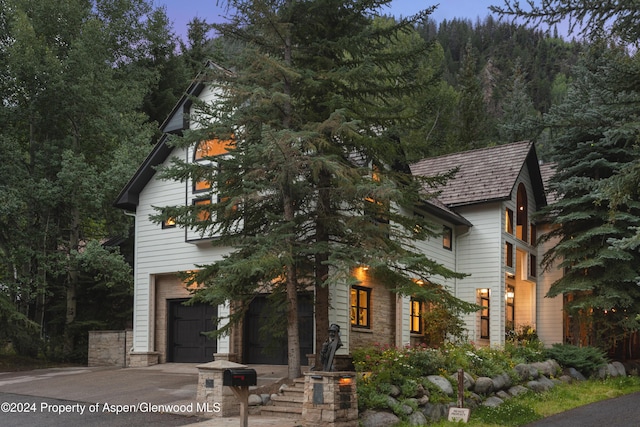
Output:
[{"left": 544, "top": 343, "right": 608, "bottom": 377}]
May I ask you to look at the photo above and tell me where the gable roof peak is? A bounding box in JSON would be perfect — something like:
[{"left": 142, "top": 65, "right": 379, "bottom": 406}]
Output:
[{"left": 410, "top": 141, "right": 545, "bottom": 208}]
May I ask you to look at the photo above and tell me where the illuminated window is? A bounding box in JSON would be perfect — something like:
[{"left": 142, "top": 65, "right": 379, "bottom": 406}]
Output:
[
  {"left": 506, "top": 285, "right": 515, "bottom": 331},
  {"left": 350, "top": 286, "right": 371, "bottom": 328},
  {"left": 410, "top": 298, "right": 423, "bottom": 333},
  {"left": 193, "top": 198, "right": 211, "bottom": 222},
  {"left": 194, "top": 178, "right": 211, "bottom": 193},
  {"left": 479, "top": 289, "right": 490, "bottom": 339},
  {"left": 516, "top": 184, "right": 528, "bottom": 242},
  {"left": 194, "top": 137, "right": 234, "bottom": 161},
  {"left": 505, "top": 208, "right": 514, "bottom": 234},
  {"left": 162, "top": 217, "right": 176, "bottom": 229},
  {"left": 443, "top": 226, "right": 452, "bottom": 250}
]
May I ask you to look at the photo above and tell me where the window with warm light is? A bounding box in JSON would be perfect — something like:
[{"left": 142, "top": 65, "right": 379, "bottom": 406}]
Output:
[
  {"left": 193, "top": 198, "right": 211, "bottom": 222},
  {"left": 479, "top": 289, "right": 490, "bottom": 339},
  {"left": 350, "top": 285, "right": 371, "bottom": 328},
  {"left": 410, "top": 298, "right": 423, "bottom": 333},
  {"left": 442, "top": 226, "right": 452, "bottom": 250},
  {"left": 162, "top": 217, "right": 176, "bottom": 229},
  {"left": 194, "top": 178, "right": 211, "bottom": 193},
  {"left": 505, "top": 208, "right": 514, "bottom": 234},
  {"left": 506, "top": 285, "right": 515, "bottom": 331},
  {"left": 194, "top": 137, "right": 234, "bottom": 161},
  {"left": 516, "top": 183, "right": 528, "bottom": 242}
]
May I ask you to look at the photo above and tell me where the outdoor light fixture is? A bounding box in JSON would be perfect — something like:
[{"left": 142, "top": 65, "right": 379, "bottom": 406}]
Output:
[{"left": 339, "top": 376, "right": 353, "bottom": 386}]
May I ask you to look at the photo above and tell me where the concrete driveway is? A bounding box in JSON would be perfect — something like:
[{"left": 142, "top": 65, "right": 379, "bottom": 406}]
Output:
[{"left": 0, "top": 363, "right": 301, "bottom": 426}]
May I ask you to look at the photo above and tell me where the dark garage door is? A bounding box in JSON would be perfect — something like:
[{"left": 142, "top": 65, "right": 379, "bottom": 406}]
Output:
[
  {"left": 167, "top": 299, "right": 217, "bottom": 363},
  {"left": 244, "top": 294, "right": 313, "bottom": 365}
]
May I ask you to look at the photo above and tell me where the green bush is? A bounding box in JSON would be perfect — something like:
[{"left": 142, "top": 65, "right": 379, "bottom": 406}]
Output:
[{"left": 544, "top": 344, "right": 608, "bottom": 377}]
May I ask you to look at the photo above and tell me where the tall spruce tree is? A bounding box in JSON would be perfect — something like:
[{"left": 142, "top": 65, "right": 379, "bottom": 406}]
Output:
[
  {"left": 456, "top": 40, "right": 488, "bottom": 149},
  {"left": 495, "top": 0, "right": 640, "bottom": 353},
  {"left": 539, "top": 46, "right": 640, "bottom": 350},
  {"left": 156, "top": 0, "right": 475, "bottom": 378}
]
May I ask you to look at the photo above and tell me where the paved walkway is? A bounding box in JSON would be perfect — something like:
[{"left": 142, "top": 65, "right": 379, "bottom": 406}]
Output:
[
  {"left": 523, "top": 391, "right": 640, "bottom": 427},
  {"left": 0, "top": 363, "right": 302, "bottom": 426}
]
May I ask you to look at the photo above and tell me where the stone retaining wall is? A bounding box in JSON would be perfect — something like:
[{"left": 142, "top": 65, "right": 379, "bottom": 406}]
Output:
[{"left": 88, "top": 330, "right": 132, "bottom": 367}]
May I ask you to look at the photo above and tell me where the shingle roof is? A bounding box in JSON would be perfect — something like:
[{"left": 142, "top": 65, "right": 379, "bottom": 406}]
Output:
[{"left": 410, "top": 141, "right": 546, "bottom": 209}]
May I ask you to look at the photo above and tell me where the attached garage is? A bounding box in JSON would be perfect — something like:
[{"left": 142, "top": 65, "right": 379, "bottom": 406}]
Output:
[
  {"left": 244, "top": 294, "right": 314, "bottom": 365},
  {"left": 167, "top": 299, "right": 217, "bottom": 363},
  {"left": 155, "top": 274, "right": 219, "bottom": 363}
]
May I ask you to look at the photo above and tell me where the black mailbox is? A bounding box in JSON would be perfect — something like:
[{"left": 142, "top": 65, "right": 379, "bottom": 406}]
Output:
[{"left": 223, "top": 368, "right": 257, "bottom": 387}]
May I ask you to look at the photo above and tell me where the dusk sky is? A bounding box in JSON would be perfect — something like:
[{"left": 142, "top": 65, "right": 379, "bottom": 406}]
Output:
[{"left": 153, "top": 1, "right": 514, "bottom": 41}]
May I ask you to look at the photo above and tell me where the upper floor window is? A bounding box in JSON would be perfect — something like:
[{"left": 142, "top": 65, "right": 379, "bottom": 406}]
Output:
[
  {"left": 350, "top": 285, "right": 371, "bottom": 328},
  {"left": 516, "top": 183, "right": 528, "bottom": 243},
  {"left": 505, "top": 242, "right": 514, "bottom": 268},
  {"left": 505, "top": 208, "right": 514, "bottom": 234},
  {"left": 530, "top": 223, "right": 537, "bottom": 245},
  {"left": 194, "top": 178, "right": 212, "bottom": 193},
  {"left": 443, "top": 226, "right": 452, "bottom": 250},
  {"left": 529, "top": 254, "right": 537, "bottom": 278},
  {"left": 162, "top": 217, "right": 176, "bottom": 229},
  {"left": 194, "top": 137, "right": 234, "bottom": 161},
  {"left": 193, "top": 198, "right": 211, "bottom": 222}
]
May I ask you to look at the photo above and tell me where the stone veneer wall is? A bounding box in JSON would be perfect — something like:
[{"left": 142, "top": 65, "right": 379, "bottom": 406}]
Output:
[
  {"left": 88, "top": 330, "right": 133, "bottom": 367},
  {"left": 155, "top": 274, "right": 193, "bottom": 363},
  {"left": 350, "top": 273, "right": 397, "bottom": 349}
]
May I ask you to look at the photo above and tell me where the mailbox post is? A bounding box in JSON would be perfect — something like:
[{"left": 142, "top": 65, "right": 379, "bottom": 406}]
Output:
[{"left": 223, "top": 368, "right": 257, "bottom": 427}]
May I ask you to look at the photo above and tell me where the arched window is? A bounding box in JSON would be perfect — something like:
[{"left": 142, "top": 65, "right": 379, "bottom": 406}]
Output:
[{"left": 516, "top": 183, "right": 528, "bottom": 243}]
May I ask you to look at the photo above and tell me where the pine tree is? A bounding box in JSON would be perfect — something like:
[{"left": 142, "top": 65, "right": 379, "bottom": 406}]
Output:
[
  {"left": 456, "top": 40, "right": 487, "bottom": 149},
  {"left": 539, "top": 46, "right": 640, "bottom": 350},
  {"left": 156, "top": 0, "right": 475, "bottom": 378},
  {"left": 498, "top": 59, "right": 538, "bottom": 142}
]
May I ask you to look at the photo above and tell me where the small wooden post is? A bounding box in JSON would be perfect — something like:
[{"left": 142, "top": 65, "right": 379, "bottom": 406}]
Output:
[
  {"left": 229, "top": 386, "right": 250, "bottom": 427},
  {"left": 457, "top": 368, "right": 464, "bottom": 408},
  {"left": 447, "top": 368, "right": 470, "bottom": 423}
]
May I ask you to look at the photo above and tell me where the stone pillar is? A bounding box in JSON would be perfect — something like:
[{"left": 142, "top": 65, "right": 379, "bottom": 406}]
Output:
[
  {"left": 196, "top": 360, "right": 248, "bottom": 417},
  {"left": 302, "top": 372, "right": 358, "bottom": 427},
  {"left": 213, "top": 353, "right": 238, "bottom": 362},
  {"left": 128, "top": 352, "right": 159, "bottom": 367}
]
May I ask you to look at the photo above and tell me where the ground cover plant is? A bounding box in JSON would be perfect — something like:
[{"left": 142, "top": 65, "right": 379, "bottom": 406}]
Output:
[
  {"left": 353, "top": 335, "right": 640, "bottom": 425},
  {"left": 432, "top": 376, "right": 640, "bottom": 426}
]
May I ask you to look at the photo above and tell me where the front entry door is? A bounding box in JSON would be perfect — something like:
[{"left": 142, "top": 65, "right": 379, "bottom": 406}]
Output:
[{"left": 167, "top": 300, "right": 217, "bottom": 363}]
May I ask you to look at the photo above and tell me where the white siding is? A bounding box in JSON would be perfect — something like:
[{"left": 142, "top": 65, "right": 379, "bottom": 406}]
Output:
[
  {"left": 455, "top": 202, "right": 503, "bottom": 346},
  {"left": 536, "top": 224, "right": 564, "bottom": 345},
  {"left": 132, "top": 146, "right": 232, "bottom": 354}
]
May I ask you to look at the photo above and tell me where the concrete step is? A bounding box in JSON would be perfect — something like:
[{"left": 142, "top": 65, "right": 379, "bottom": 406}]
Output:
[
  {"left": 262, "top": 376, "right": 305, "bottom": 419},
  {"left": 261, "top": 404, "right": 303, "bottom": 419},
  {"left": 271, "top": 394, "right": 304, "bottom": 406}
]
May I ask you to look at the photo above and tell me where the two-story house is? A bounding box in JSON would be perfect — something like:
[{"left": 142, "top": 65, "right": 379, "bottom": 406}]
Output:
[{"left": 115, "top": 78, "right": 564, "bottom": 367}]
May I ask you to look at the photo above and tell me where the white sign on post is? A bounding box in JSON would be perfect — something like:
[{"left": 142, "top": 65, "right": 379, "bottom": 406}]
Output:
[{"left": 448, "top": 407, "right": 470, "bottom": 423}]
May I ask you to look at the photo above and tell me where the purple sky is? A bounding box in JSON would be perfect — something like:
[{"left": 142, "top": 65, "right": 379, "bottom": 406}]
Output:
[{"left": 153, "top": 1, "right": 505, "bottom": 40}]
